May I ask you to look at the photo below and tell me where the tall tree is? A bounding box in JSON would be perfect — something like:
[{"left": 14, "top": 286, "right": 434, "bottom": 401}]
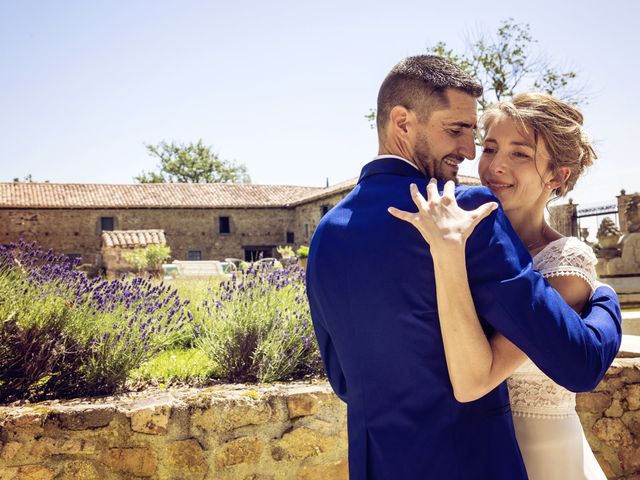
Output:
[
  {"left": 135, "top": 140, "right": 251, "bottom": 184},
  {"left": 366, "top": 18, "right": 584, "bottom": 126}
]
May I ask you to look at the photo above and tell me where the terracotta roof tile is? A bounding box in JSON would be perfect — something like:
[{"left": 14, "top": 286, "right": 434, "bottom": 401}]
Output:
[
  {"left": 0, "top": 183, "right": 321, "bottom": 209},
  {"left": 102, "top": 229, "right": 166, "bottom": 248},
  {"left": 0, "top": 175, "right": 480, "bottom": 209}
]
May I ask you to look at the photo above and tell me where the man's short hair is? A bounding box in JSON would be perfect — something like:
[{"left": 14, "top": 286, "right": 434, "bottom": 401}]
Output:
[{"left": 376, "top": 55, "right": 483, "bottom": 132}]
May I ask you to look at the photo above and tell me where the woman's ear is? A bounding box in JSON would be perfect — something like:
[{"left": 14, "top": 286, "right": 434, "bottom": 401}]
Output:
[{"left": 548, "top": 167, "right": 571, "bottom": 189}]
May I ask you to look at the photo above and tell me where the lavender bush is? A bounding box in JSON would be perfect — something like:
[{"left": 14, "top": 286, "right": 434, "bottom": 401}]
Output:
[
  {"left": 0, "top": 240, "right": 190, "bottom": 401},
  {"left": 0, "top": 239, "right": 325, "bottom": 402},
  {"left": 195, "top": 260, "right": 323, "bottom": 383}
]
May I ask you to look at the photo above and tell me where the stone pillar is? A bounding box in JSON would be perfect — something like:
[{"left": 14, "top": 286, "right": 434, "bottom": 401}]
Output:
[
  {"left": 549, "top": 200, "right": 578, "bottom": 237},
  {"left": 618, "top": 190, "right": 632, "bottom": 234}
]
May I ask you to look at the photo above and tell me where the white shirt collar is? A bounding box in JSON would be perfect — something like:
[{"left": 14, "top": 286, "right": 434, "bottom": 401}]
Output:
[{"left": 373, "top": 155, "right": 420, "bottom": 171}]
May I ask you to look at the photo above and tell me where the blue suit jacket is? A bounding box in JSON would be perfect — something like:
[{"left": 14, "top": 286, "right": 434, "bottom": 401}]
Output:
[{"left": 306, "top": 157, "right": 622, "bottom": 480}]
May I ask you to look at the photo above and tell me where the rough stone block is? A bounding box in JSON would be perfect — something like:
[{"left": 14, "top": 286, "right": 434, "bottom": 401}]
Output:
[
  {"left": 604, "top": 398, "right": 625, "bottom": 418},
  {"left": 592, "top": 417, "right": 634, "bottom": 447},
  {"left": 621, "top": 409, "right": 640, "bottom": 434},
  {"left": 0, "top": 468, "right": 16, "bottom": 480},
  {"left": 621, "top": 445, "right": 640, "bottom": 472},
  {"left": 620, "top": 366, "right": 640, "bottom": 384},
  {"left": 3, "top": 412, "right": 45, "bottom": 429},
  {"left": 214, "top": 436, "right": 263, "bottom": 468},
  {"left": 594, "top": 376, "right": 626, "bottom": 393},
  {"left": 287, "top": 391, "right": 328, "bottom": 419},
  {"left": 101, "top": 447, "right": 157, "bottom": 477},
  {"left": 12, "top": 465, "right": 54, "bottom": 480},
  {"left": 606, "top": 364, "right": 624, "bottom": 376},
  {"left": 0, "top": 441, "right": 22, "bottom": 461},
  {"left": 165, "top": 439, "right": 208, "bottom": 476},
  {"left": 128, "top": 404, "right": 171, "bottom": 435},
  {"left": 271, "top": 427, "right": 336, "bottom": 461},
  {"left": 192, "top": 397, "right": 272, "bottom": 433},
  {"left": 297, "top": 459, "right": 349, "bottom": 480},
  {"left": 57, "top": 407, "right": 116, "bottom": 430},
  {"left": 575, "top": 391, "right": 612, "bottom": 413},
  {"left": 30, "top": 436, "right": 97, "bottom": 456},
  {"left": 60, "top": 460, "right": 100, "bottom": 480},
  {"left": 627, "top": 384, "right": 640, "bottom": 410}
]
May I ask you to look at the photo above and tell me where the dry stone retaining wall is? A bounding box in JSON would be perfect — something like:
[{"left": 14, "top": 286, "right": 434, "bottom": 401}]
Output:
[
  {"left": 2, "top": 359, "right": 640, "bottom": 479},
  {"left": 0, "top": 383, "right": 347, "bottom": 480},
  {"left": 576, "top": 358, "right": 640, "bottom": 479}
]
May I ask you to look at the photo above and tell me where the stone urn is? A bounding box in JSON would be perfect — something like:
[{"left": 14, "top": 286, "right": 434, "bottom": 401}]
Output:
[{"left": 597, "top": 217, "right": 622, "bottom": 250}]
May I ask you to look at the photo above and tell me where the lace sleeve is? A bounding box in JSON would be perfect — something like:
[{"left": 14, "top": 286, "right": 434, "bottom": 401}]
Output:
[{"left": 533, "top": 237, "right": 598, "bottom": 295}]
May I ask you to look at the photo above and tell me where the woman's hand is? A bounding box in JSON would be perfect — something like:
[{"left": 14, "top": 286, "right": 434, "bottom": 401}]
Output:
[{"left": 388, "top": 179, "right": 498, "bottom": 254}]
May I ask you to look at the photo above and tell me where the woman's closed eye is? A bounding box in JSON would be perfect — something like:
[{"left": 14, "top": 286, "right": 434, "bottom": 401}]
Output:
[{"left": 512, "top": 151, "right": 532, "bottom": 160}]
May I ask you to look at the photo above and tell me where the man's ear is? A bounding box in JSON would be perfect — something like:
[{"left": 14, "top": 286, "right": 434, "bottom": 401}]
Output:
[{"left": 389, "top": 106, "right": 412, "bottom": 134}]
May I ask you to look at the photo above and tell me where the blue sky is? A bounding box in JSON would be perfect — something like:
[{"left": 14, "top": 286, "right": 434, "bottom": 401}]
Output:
[{"left": 1, "top": 0, "right": 638, "bottom": 217}]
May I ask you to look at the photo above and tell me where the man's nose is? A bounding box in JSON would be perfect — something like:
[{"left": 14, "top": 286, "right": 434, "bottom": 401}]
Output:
[{"left": 459, "top": 132, "right": 476, "bottom": 160}]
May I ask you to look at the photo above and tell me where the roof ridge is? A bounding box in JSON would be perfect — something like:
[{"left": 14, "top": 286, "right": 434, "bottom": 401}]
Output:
[
  {"left": 0, "top": 176, "right": 480, "bottom": 209},
  {"left": 0, "top": 182, "right": 322, "bottom": 188}
]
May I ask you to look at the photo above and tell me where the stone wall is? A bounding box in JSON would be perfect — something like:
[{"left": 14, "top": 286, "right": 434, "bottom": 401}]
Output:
[
  {"left": 0, "top": 194, "right": 357, "bottom": 266},
  {"left": 293, "top": 193, "right": 348, "bottom": 246},
  {"left": 0, "top": 383, "right": 348, "bottom": 480},
  {"left": 618, "top": 191, "right": 634, "bottom": 234},
  {"left": 577, "top": 358, "right": 640, "bottom": 478},
  {"left": 0, "top": 208, "right": 297, "bottom": 265},
  {"left": 102, "top": 246, "right": 140, "bottom": 275},
  {"left": 3, "top": 360, "right": 640, "bottom": 479},
  {"left": 549, "top": 200, "right": 578, "bottom": 237}
]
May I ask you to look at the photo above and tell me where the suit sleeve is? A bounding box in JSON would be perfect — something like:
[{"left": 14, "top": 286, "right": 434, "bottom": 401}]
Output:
[
  {"left": 458, "top": 186, "right": 622, "bottom": 392},
  {"left": 309, "top": 309, "right": 349, "bottom": 403},
  {"left": 305, "top": 239, "right": 348, "bottom": 403}
]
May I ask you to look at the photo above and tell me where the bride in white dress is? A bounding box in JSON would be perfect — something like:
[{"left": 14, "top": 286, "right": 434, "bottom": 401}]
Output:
[
  {"left": 508, "top": 236, "right": 606, "bottom": 479},
  {"left": 389, "top": 92, "right": 607, "bottom": 479}
]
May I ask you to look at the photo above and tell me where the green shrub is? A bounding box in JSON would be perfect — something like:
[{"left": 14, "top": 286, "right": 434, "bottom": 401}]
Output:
[
  {"left": 195, "top": 262, "right": 322, "bottom": 383},
  {"left": 129, "top": 348, "right": 216, "bottom": 386},
  {"left": 123, "top": 244, "right": 172, "bottom": 273},
  {"left": 276, "top": 245, "right": 295, "bottom": 258},
  {"left": 0, "top": 241, "right": 189, "bottom": 402},
  {"left": 0, "top": 310, "right": 89, "bottom": 403}
]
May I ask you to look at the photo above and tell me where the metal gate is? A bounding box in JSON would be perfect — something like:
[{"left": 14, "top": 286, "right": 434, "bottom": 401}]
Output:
[{"left": 575, "top": 201, "right": 619, "bottom": 242}]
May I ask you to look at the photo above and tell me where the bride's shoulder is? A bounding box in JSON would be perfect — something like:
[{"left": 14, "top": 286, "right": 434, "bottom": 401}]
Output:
[
  {"left": 534, "top": 235, "right": 598, "bottom": 296},
  {"left": 536, "top": 236, "right": 597, "bottom": 264}
]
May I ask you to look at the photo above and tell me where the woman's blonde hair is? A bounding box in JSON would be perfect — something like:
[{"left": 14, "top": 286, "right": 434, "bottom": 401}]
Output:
[{"left": 481, "top": 92, "right": 596, "bottom": 197}]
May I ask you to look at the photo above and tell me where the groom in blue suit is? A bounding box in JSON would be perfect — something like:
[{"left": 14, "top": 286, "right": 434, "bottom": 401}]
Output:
[{"left": 306, "top": 55, "right": 622, "bottom": 479}]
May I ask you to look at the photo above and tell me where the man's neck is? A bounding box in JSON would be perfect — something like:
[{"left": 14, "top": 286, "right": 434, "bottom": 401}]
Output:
[{"left": 373, "top": 154, "right": 418, "bottom": 169}]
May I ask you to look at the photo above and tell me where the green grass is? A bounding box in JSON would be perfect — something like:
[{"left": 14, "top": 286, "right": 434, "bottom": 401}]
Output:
[
  {"left": 128, "top": 348, "right": 218, "bottom": 386},
  {"left": 167, "top": 276, "right": 225, "bottom": 305}
]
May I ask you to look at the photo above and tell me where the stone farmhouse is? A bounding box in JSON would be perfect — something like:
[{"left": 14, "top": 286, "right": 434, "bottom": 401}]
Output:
[{"left": 0, "top": 175, "right": 481, "bottom": 267}]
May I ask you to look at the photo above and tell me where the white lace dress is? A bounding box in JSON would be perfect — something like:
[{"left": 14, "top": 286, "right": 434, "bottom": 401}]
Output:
[{"left": 507, "top": 237, "right": 606, "bottom": 479}]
